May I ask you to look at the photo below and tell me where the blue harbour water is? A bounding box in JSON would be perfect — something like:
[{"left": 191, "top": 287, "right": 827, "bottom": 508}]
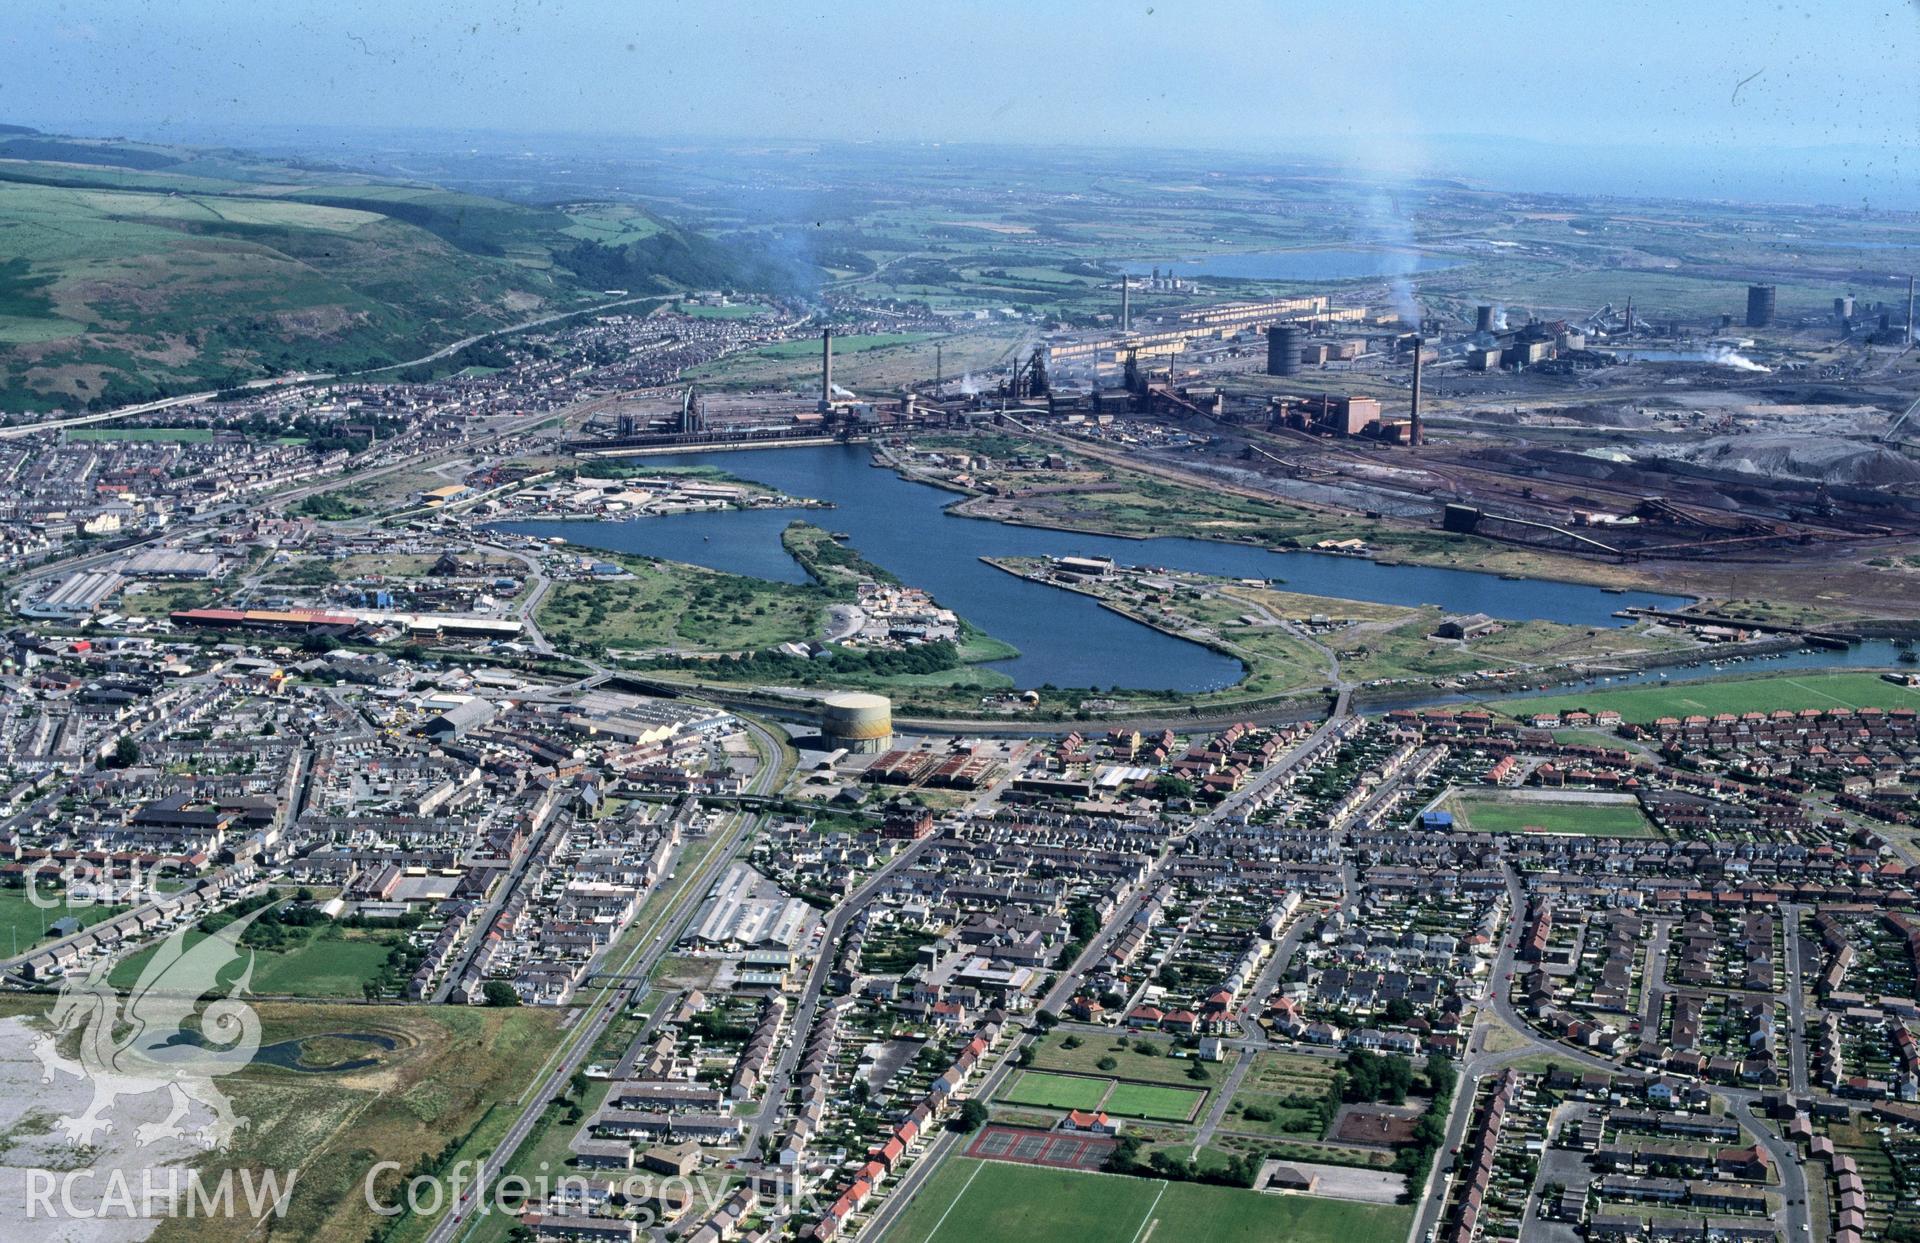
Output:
[{"left": 495, "top": 445, "right": 1699, "bottom": 692}]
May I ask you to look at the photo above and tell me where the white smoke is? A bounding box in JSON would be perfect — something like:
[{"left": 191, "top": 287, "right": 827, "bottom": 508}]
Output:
[
  {"left": 959, "top": 372, "right": 979, "bottom": 396},
  {"left": 830, "top": 383, "right": 856, "bottom": 398},
  {"left": 1616, "top": 345, "right": 1772, "bottom": 372},
  {"left": 1355, "top": 183, "right": 1422, "bottom": 323},
  {"left": 1704, "top": 346, "right": 1770, "bottom": 373},
  {"left": 1492, "top": 303, "right": 1509, "bottom": 331},
  {"left": 1341, "top": 93, "right": 1428, "bottom": 327}
]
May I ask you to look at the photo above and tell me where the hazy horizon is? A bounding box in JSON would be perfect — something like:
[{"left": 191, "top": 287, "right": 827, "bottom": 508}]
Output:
[{"left": 5, "top": 0, "right": 1917, "bottom": 210}]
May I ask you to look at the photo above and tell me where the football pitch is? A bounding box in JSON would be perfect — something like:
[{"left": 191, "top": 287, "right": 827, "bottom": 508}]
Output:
[
  {"left": 885, "top": 1158, "right": 1414, "bottom": 1243},
  {"left": 1496, "top": 671, "right": 1920, "bottom": 723},
  {"left": 1449, "top": 793, "right": 1655, "bottom": 837}
]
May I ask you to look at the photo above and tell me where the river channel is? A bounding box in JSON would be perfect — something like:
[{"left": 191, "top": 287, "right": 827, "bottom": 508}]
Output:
[{"left": 494, "top": 444, "right": 1705, "bottom": 692}]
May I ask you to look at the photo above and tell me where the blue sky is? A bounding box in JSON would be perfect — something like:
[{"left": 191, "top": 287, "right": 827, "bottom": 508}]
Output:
[{"left": 5, "top": 1, "right": 1917, "bottom": 204}]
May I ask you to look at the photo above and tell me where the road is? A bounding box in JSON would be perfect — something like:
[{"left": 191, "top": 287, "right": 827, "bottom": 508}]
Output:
[
  {"left": 431, "top": 799, "right": 569, "bottom": 1004},
  {"left": 0, "top": 291, "right": 666, "bottom": 442},
  {"left": 1782, "top": 904, "right": 1811, "bottom": 1095},
  {"left": 469, "top": 539, "right": 557, "bottom": 654},
  {"left": 11, "top": 400, "right": 568, "bottom": 613},
  {"left": 860, "top": 879, "right": 1156, "bottom": 1243},
  {"left": 740, "top": 835, "right": 936, "bottom": 1159},
  {"left": 429, "top": 716, "right": 790, "bottom": 1243},
  {"left": 863, "top": 708, "right": 1362, "bottom": 1239},
  {"left": 1403, "top": 861, "right": 1815, "bottom": 1243}
]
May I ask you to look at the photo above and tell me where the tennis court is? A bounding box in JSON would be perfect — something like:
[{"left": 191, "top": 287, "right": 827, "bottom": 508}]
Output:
[{"left": 964, "top": 1123, "right": 1115, "bottom": 1171}]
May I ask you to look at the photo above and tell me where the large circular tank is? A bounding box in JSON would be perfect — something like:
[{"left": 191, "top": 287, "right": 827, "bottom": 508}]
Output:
[
  {"left": 821, "top": 691, "right": 893, "bottom": 753},
  {"left": 1266, "top": 324, "right": 1300, "bottom": 376}
]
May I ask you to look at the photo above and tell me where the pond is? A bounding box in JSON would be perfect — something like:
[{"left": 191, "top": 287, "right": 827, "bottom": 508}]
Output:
[{"left": 156, "top": 1028, "right": 397, "bottom": 1074}]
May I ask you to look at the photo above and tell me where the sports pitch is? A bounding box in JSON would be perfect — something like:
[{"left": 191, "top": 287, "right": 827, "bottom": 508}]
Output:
[
  {"left": 998, "top": 1071, "right": 1110, "bottom": 1111},
  {"left": 1497, "top": 671, "right": 1920, "bottom": 723},
  {"left": 886, "top": 1158, "right": 1414, "bottom": 1243},
  {"left": 1447, "top": 793, "right": 1655, "bottom": 837},
  {"left": 1105, "top": 1082, "right": 1206, "bottom": 1122},
  {"left": 997, "top": 1072, "right": 1206, "bottom": 1121}
]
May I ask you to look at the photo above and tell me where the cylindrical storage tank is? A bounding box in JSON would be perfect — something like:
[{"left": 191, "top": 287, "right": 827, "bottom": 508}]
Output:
[
  {"left": 821, "top": 691, "right": 892, "bottom": 753},
  {"left": 1745, "top": 284, "right": 1776, "bottom": 328},
  {"left": 1266, "top": 324, "right": 1300, "bottom": 376}
]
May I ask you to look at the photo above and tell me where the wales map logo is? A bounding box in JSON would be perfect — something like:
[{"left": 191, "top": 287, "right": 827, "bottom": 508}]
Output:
[{"left": 32, "top": 907, "right": 265, "bottom": 1152}]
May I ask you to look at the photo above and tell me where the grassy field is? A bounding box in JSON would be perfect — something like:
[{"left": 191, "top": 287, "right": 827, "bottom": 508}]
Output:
[
  {"left": 1331, "top": 612, "right": 1693, "bottom": 684},
  {"left": 1221, "top": 1091, "right": 1325, "bottom": 1138},
  {"left": 0, "top": 887, "right": 126, "bottom": 953},
  {"left": 1243, "top": 1051, "right": 1341, "bottom": 1094},
  {"left": 1448, "top": 792, "right": 1656, "bottom": 837},
  {"left": 0, "top": 168, "right": 572, "bottom": 409},
  {"left": 561, "top": 203, "right": 665, "bottom": 246},
  {"left": 1105, "top": 1082, "right": 1206, "bottom": 1122},
  {"left": 687, "top": 328, "right": 1022, "bottom": 392},
  {"left": 943, "top": 434, "right": 1659, "bottom": 602},
  {"left": 1144, "top": 581, "right": 1344, "bottom": 700},
  {"left": 144, "top": 1002, "right": 565, "bottom": 1243},
  {"left": 108, "top": 924, "right": 410, "bottom": 998},
  {"left": 886, "top": 1158, "right": 1414, "bottom": 1243},
  {"left": 783, "top": 520, "right": 901, "bottom": 590},
  {"left": 994, "top": 1075, "right": 1203, "bottom": 1122},
  {"left": 1223, "top": 1051, "right": 1339, "bottom": 1137},
  {"left": 537, "top": 554, "right": 828, "bottom": 657},
  {"left": 119, "top": 580, "right": 223, "bottom": 617},
  {"left": 965, "top": 461, "right": 1329, "bottom": 546},
  {"left": 999, "top": 1071, "right": 1111, "bottom": 1111},
  {"left": 1028, "top": 1031, "right": 1211, "bottom": 1089},
  {"left": 1495, "top": 671, "right": 1920, "bottom": 722}
]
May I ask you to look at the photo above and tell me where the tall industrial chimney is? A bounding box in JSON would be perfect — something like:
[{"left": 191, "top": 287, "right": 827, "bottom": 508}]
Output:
[
  {"left": 1121, "top": 275, "right": 1131, "bottom": 332},
  {"left": 1409, "top": 336, "right": 1424, "bottom": 447},
  {"left": 935, "top": 342, "right": 943, "bottom": 390},
  {"left": 1475, "top": 305, "right": 1494, "bottom": 334},
  {"left": 1908, "top": 275, "right": 1915, "bottom": 346},
  {"left": 821, "top": 328, "right": 833, "bottom": 407}
]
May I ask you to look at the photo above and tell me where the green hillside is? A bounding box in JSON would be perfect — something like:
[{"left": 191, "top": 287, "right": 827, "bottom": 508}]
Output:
[{"left": 0, "top": 127, "right": 803, "bottom": 412}]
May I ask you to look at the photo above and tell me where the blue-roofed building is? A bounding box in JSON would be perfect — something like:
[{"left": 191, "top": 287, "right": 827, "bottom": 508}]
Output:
[{"left": 1418, "top": 810, "right": 1454, "bottom": 831}]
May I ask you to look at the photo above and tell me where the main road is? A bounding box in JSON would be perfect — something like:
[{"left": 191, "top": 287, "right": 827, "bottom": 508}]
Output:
[
  {"left": 859, "top": 706, "right": 1363, "bottom": 1239},
  {"left": 427, "top": 715, "right": 790, "bottom": 1243},
  {"left": 739, "top": 836, "right": 937, "bottom": 1159},
  {"left": 0, "top": 291, "right": 668, "bottom": 442},
  {"left": 1407, "top": 862, "right": 1812, "bottom": 1243}
]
